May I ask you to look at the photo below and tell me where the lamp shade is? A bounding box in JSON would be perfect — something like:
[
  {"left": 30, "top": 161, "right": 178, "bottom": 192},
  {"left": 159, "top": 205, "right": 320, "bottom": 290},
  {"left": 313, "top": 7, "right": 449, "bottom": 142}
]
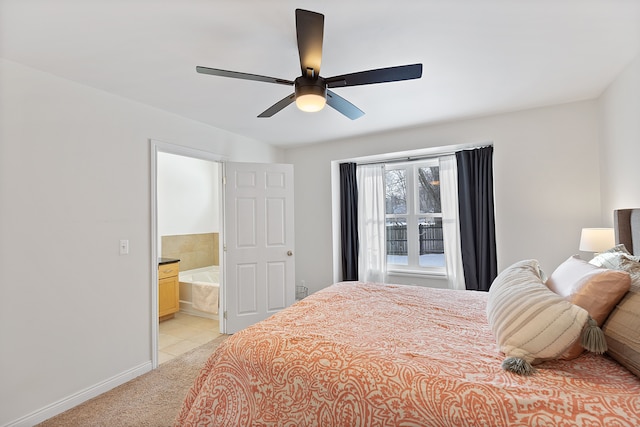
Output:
[{"left": 579, "top": 228, "right": 615, "bottom": 252}]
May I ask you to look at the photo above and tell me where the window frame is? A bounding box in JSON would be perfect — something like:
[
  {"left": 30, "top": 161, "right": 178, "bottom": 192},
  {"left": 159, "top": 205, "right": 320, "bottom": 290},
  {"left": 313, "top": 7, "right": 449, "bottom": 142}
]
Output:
[{"left": 385, "top": 159, "right": 445, "bottom": 275}]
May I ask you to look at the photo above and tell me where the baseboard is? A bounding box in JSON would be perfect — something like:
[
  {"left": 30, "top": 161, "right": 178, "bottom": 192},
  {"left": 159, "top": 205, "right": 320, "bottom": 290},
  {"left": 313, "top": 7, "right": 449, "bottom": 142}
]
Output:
[{"left": 3, "top": 361, "right": 152, "bottom": 427}]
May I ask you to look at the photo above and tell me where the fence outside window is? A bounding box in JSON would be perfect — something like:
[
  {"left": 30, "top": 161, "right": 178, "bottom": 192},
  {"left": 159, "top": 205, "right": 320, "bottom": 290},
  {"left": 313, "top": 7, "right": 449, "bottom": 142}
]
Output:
[{"left": 386, "top": 223, "right": 444, "bottom": 255}]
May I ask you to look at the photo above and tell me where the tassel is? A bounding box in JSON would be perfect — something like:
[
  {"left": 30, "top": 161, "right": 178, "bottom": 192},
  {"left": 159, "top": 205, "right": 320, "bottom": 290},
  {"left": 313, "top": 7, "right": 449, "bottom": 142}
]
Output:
[
  {"left": 581, "top": 317, "right": 608, "bottom": 354},
  {"left": 502, "top": 357, "right": 534, "bottom": 376}
]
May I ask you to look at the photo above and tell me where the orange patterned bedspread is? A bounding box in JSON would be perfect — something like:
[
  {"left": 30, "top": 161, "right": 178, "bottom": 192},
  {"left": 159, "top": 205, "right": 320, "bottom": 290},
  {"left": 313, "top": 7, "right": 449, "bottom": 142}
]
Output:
[{"left": 176, "top": 282, "right": 640, "bottom": 426}]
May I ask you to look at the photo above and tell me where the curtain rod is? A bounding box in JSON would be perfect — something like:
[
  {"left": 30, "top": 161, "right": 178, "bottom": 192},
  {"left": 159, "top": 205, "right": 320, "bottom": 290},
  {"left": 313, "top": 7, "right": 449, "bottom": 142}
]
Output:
[{"left": 355, "top": 145, "right": 491, "bottom": 167}]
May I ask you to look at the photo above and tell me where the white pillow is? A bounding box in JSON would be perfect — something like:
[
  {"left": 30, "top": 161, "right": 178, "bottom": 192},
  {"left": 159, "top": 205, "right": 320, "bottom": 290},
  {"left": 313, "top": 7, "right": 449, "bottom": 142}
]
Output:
[{"left": 487, "top": 259, "right": 604, "bottom": 375}]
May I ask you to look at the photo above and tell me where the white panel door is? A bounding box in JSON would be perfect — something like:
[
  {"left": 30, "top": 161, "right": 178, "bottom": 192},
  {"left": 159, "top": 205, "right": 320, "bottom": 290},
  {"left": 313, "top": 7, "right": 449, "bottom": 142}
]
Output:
[{"left": 223, "top": 162, "right": 295, "bottom": 334}]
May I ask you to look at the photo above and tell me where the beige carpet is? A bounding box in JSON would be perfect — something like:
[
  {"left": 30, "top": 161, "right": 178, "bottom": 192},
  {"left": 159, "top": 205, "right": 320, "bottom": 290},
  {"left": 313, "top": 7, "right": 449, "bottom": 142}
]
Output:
[{"left": 37, "top": 334, "right": 229, "bottom": 427}]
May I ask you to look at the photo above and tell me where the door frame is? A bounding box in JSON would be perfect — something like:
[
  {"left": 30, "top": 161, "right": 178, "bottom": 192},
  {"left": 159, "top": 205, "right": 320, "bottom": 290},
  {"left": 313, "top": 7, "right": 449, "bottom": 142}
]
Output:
[{"left": 150, "top": 139, "right": 226, "bottom": 369}]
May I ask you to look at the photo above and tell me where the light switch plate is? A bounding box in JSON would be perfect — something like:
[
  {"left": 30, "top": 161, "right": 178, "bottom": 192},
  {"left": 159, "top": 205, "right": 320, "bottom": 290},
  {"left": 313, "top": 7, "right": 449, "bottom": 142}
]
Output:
[{"left": 119, "top": 239, "right": 129, "bottom": 255}]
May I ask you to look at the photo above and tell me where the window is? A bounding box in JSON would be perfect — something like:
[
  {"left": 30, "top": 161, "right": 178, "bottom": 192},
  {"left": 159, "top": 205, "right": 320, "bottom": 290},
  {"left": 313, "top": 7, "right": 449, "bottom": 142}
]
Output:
[{"left": 385, "top": 159, "right": 444, "bottom": 272}]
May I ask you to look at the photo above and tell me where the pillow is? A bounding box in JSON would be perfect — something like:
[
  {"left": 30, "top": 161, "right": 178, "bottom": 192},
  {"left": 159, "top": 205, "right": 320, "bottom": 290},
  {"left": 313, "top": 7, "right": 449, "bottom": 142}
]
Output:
[
  {"left": 487, "top": 259, "right": 606, "bottom": 375},
  {"left": 546, "top": 255, "right": 631, "bottom": 359},
  {"left": 602, "top": 256, "right": 640, "bottom": 378},
  {"left": 589, "top": 244, "right": 640, "bottom": 269}
]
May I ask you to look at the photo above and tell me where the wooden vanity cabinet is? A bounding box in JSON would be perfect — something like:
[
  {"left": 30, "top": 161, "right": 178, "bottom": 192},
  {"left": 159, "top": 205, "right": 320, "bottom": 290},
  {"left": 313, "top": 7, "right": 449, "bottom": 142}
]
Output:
[{"left": 158, "top": 261, "right": 179, "bottom": 321}]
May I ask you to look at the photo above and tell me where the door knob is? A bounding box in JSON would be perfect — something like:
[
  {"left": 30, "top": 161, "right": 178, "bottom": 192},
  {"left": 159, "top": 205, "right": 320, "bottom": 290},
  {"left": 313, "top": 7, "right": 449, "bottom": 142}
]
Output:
[{"left": 287, "top": 250, "right": 293, "bottom": 256}]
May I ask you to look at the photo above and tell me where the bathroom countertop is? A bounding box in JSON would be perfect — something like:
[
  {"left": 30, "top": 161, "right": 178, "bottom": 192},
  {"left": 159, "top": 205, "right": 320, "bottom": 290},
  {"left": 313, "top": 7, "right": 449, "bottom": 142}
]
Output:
[{"left": 158, "top": 257, "right": 180, "bottom": 265}]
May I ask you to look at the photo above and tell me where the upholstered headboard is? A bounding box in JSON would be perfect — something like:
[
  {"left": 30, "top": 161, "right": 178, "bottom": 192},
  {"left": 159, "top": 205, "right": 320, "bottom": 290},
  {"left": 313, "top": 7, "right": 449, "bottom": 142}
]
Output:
[{"left": 614, "top": 209, "right": 640, "bottom": 256}]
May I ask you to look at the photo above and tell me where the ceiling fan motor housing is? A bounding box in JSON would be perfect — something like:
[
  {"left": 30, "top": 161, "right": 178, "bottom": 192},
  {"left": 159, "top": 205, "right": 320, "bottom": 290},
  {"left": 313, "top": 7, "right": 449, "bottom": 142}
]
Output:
[{"left": 294, "top": 76, "right": 327, "bottom": 100}]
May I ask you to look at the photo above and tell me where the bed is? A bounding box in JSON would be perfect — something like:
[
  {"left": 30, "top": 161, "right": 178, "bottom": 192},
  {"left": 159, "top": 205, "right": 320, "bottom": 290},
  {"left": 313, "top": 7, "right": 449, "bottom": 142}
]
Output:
[{"left": 175, "top": 210, "right": 640, "bottom": 426}]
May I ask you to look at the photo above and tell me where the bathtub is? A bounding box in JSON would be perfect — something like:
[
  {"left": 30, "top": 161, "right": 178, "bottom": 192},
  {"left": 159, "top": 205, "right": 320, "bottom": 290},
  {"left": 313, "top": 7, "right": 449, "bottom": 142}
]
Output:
[{"left": 179, "top": 266, "right": 220, "bottom": 320}]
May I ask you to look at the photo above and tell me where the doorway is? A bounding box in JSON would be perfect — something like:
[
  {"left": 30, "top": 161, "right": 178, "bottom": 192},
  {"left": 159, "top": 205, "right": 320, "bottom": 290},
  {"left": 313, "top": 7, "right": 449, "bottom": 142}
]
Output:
[{"left": 150, "top": 141, "right": 225, "bottom": 368}]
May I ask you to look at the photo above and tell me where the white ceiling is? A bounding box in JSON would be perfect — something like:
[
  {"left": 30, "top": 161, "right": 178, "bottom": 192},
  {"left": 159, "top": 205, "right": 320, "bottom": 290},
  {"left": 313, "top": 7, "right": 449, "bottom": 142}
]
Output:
[{"left": 2, "top": 0, "right": 639, "bottom": 148}]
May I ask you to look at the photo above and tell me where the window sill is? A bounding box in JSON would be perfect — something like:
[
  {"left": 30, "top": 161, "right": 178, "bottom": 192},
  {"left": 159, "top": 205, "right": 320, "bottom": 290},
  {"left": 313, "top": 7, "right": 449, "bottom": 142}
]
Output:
[{"left": 387, "top": 269, "right": 447, "bottom": 279}]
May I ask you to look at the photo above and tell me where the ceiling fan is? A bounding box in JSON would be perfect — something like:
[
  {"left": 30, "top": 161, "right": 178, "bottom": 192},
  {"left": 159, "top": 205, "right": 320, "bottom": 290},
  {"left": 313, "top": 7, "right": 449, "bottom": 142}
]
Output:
[{"left": 196, "top": 9, "right": 423, "bottom": 120}]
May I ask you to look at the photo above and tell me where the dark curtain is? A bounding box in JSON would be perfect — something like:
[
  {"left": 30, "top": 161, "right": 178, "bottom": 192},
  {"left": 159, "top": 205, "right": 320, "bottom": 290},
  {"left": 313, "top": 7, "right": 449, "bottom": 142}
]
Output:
[
  {"left": 340, "top": 162, "right": 359, "bottom": 281},
  {"left": 456, "top": 146, "right": 497, "bottom": 291}
]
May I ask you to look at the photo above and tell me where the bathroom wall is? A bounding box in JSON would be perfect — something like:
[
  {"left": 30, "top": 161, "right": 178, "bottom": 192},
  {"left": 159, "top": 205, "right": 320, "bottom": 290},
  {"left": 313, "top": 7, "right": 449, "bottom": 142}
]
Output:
[
  {"left": 158, "top": 152, "right": 220, "bottom": 265},
  {"left": 161, "top": 233, "right": 219, "bottom": 270}
]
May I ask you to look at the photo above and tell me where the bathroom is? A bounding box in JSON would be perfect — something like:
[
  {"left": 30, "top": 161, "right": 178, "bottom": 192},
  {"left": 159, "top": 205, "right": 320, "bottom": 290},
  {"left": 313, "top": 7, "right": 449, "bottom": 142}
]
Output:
[{"left": 157, "top": 152, "right": 222, "bottom": 362}]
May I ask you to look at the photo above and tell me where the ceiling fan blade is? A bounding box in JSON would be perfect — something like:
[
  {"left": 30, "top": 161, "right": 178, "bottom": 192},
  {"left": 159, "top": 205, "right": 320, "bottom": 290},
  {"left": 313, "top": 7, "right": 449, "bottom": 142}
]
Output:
[
  {"left": 257, "top": 93, "right": 296, "bottom": 118},
  {"left": 196, "top": 66, "right": 294, "bottom": 86},
  {"left": 326, "top": 90, "right": 365, "bottom": 120},
  {"left": 326, "top": 64, "right": 423, "bottom": 88},
  {"left": 295, "top": 9, "right": 324, "bottom": 78}
]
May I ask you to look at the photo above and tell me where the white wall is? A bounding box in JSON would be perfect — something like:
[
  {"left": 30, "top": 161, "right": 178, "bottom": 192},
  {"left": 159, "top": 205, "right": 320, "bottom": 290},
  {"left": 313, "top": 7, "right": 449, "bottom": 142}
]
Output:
[
  {"left": 598, "top": 53, "right": 640, "bottom": 222},
  {"left": 0, "top": 59, "right": 283, "bottom": 426},
  {"left": 158, "top": 152, "right": 219, "bottom": 237},
  {"left": 285, "top": 101, "right": 602, "bottom": 295}
]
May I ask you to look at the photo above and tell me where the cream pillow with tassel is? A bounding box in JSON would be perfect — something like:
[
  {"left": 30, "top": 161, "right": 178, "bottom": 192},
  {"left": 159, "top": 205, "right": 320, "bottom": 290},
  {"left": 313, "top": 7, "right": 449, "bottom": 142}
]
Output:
[{"left": 487, "top": 259, "right": 606, "bottom": 375}]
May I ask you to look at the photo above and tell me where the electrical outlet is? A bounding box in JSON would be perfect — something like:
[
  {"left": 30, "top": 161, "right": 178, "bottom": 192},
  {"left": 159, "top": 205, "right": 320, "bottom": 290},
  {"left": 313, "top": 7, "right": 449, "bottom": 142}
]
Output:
[{"left": 119, "top": 239, "right": 129, "bottom": 255}]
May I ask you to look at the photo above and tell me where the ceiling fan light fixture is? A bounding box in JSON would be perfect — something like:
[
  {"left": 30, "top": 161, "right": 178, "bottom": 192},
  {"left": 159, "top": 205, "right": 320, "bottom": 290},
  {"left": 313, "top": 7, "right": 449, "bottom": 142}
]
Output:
[
  {"left": 296, "top": 93, "right": 326, "bottom": 112},
  {"left": 295, "top": 77, "right": 327, "bottom": 112}
]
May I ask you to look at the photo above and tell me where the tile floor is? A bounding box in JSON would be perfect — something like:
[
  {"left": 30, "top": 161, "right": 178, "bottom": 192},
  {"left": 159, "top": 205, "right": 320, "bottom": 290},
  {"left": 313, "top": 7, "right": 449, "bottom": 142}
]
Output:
[{"left": 158, "top": 312, "right": 221, "bottom": 364}]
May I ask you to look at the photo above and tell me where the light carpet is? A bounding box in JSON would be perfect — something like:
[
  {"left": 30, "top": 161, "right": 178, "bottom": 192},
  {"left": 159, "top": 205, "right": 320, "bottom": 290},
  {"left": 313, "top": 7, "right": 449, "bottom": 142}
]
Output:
[{"left": 37, "top": 334, "right": 229, "bottom": 427}]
